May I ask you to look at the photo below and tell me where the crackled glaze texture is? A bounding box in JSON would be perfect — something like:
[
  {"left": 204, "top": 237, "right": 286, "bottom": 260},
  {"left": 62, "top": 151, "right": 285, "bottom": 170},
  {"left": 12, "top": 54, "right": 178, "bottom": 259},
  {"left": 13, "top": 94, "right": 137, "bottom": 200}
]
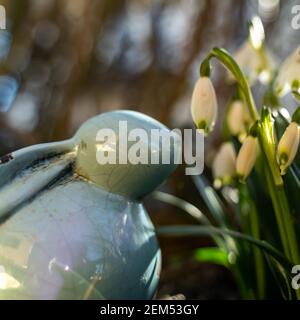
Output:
[{"left": 0, "top": 111, "right": 178, "bottom": 300}]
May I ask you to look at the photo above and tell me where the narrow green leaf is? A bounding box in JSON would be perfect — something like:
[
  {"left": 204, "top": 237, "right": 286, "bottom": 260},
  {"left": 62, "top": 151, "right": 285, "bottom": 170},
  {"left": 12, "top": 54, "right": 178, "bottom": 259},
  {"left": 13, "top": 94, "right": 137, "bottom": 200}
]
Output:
[
  {"left": 195, "top": 247, "right": 229, "bottom": 267},
  {"left": 191, "top": 175, "right": 228, "bottom": 227},
  {"left": 151, "top": 191, "right": 210, "bottom": 225},
  {"left": 151, "top": 191, "right": 226, "bottom": 249},
  {"left": 264, "top": 253, "right": 293, "bottom": 300},
  {"left": 157, "top": 225, "right": 293, "bottom": 271}
]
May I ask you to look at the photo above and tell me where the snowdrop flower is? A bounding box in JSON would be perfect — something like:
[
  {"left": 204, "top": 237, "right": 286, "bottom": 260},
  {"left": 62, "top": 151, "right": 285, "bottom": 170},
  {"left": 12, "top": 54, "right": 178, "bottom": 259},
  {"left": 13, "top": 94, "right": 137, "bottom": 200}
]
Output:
[
  {"left": 236, "top": 136, "right": 258, "bottom": 181},
  {"left": 212, "top": 142, "right": 236, "bottom": 185},
  {"left": 277, "top": 122, "right": 300, "bottom": 175},
  {"left": 191, "top": 77, "right": 218, "bottom": 134},
  {"left": 227, "top": 100, "right": 249, "bottom": 136},
  {"left": 227, "top": 41, "right": 274, "bottom": 85},
  {"left": 275, "top": 46, "right": 300, "bottom": 96}
]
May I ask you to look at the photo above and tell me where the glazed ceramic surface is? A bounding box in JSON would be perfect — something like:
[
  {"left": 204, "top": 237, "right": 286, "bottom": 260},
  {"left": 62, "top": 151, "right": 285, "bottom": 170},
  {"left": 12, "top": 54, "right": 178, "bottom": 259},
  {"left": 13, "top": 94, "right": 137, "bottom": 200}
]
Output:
[{"left": 0, "top": 111, "right": 178, "bottom": 299}]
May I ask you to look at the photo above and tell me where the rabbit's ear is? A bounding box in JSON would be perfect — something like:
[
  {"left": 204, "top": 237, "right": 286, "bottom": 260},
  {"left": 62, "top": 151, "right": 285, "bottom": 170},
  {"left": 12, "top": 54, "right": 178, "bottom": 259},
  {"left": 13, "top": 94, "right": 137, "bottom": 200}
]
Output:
[
  {"left": 0, "top": 139, "right": 74, "bottom": 189},
  {"left": 0, "top": 140, "right": 75, "bottom": 220}
]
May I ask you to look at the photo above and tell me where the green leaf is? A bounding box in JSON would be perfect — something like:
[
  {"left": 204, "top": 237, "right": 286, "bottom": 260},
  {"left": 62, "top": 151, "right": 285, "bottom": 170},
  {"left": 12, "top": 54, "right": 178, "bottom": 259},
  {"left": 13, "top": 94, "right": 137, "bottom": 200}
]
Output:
[
  {"left": 191, "top": 175, "right": 228, "bottom": 227},
  {"left": 246, "top": 158, "right": 281, "bottom": 247},
  {"left": 283, "top": 166, "right": 300, "bottom": 243},
  {"left": 264, "top": 253, "right": 293, "bottom": 300},
  {"left": 157, "top": 225, "right": 293, "bottom": 272},
  {"left": 150, "top": 191, "right": 226, "bottom": 249},
  {"left": 292, "top": 106, "right": 300, "bottom": 125},
  {"left": 190, "top": 176, "right": 238, "bottom": 255},
  {"left": 274, "top": 110, "right": 300, "bottom": 240},
  {"left": 259, "top": 106, "right": 283, "bottom": 186},
  {"left": 151, "top": 191, "right": 211, "bottom": 225},
  {"left": 195, "top": 247, "right": 229, "bottom": 267}
]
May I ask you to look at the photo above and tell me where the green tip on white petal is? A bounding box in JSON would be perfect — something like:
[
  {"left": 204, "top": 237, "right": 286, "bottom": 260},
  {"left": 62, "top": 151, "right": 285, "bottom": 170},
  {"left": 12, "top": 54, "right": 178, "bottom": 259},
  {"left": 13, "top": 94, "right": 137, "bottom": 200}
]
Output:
[
  {"left": 279, "top": 153, "right": 288, "bottom": 175},
  {"left": 197, "top": 120, "right": 214, "bottom": 136},
  {"left": 279, "top": 153, "right": 288, "bottom": 165},
  {"left": 197, "top": 120, "right": 207, "bottom": 130},
  {"left": 236, "top": 173, "right": 246, "bottom": 184}
]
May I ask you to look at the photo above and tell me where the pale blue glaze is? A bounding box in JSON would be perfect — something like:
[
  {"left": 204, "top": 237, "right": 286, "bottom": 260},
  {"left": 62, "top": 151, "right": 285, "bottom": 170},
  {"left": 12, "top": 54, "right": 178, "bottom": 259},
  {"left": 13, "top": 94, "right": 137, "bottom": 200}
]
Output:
[{"left": 0, "top": 111, "right": 178, "bottom": 300}]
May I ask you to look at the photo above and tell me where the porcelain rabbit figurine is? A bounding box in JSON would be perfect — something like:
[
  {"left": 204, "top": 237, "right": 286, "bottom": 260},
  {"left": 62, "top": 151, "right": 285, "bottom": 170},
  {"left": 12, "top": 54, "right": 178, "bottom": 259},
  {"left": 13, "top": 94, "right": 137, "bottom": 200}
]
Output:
[{"left": 0, "top": 110, "right": 178, "bottom": 299}]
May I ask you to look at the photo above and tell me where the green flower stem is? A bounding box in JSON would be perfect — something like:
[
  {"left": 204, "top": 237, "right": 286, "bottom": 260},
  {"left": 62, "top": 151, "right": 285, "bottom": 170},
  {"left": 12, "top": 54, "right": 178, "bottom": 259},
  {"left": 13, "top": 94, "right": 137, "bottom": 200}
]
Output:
[
  {"left": 276, "top": 184, "right": 300, "bottom": 300},
  {"left": 258, "top": 110, "right": 300, "bottom": 266},
  {"left": 249, "top": 203, "right": 265, "bottom": 299},
  {"left": 260, "top": 120, "right": 300, "bottom": 298},
  {"left": 259, "top": 111, "right": 283, "bottom": 186},
  {"left": 264, "top": 157, "right": 300, "bottom": 298},
  {"left": 260, "top": 138, "right": 283, "bottom": 186},
  {"left": 264, "top": 163, "right": 291, "bottom": 260},
  {"left": 200, "top": 47, "right": 258, "bottom": 121},
  {"left": 276, "top": 186, "right": 300, "bottom": 265}
]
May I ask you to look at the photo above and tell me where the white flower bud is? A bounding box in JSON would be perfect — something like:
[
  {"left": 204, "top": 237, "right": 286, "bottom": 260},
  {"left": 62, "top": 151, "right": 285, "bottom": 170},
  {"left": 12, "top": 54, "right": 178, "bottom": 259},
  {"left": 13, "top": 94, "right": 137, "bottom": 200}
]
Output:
[
  {"left": 249, "top": 16, "right": 265, "bottom": 50},
  {"left": 236, "top": 136, "right": 258, "bottom": 181},
  {"left": 275, "top": 46, "right": 300, "bottom": 96},
  {"left": 227, "top": 100, "right": 249, "bottom": 136},
  {"left": 191, "top": 77, "right": 218, "bottom": 134},
  {"left": 212, "top": 142, "right": 236, "bottom": 183},
  {"left": 277, "top": 122, "right": 300, "bottom": 175}
]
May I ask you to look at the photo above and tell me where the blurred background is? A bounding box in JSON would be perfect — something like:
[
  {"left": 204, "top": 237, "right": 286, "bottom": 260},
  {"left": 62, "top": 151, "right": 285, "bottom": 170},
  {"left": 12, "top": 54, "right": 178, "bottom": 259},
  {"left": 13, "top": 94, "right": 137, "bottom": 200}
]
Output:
[{"left": 0, "top": 0, "right": 299, "bottom": 299}]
